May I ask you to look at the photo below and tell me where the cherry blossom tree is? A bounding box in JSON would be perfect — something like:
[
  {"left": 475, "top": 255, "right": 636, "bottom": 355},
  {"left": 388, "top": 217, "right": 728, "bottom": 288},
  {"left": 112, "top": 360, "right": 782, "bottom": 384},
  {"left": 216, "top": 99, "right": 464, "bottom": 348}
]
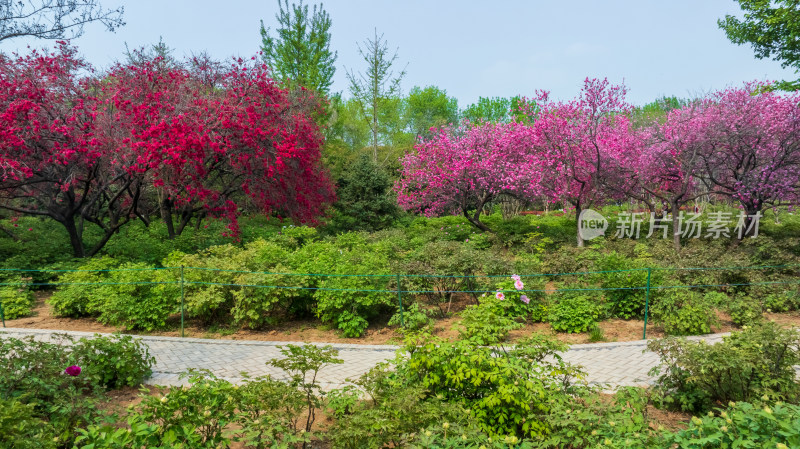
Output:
[
  {"left": 697, "top": 83, "right": 800, "bottom": 235},
  {"left": 395, "top": 122, "right": 552, "bottom": 231},
  {"left": 528, "top": 78, "right": 634, "bottom": 246}
]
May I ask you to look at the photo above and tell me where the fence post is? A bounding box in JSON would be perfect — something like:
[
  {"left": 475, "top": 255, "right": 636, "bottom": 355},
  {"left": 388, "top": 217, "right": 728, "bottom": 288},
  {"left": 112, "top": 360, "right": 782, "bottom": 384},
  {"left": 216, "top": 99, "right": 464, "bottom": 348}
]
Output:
[
  {"left": 180, "top": 266, "right": 185, "bottom": 338},
  {"left": 0, "top": 297, "right": 5, "bottom": 328},
  {"left": 642, "top": 267, "right": 651, "bottom": 340},
  {"left": 396, "top": 274, "right": 404, "bottom": 327}
]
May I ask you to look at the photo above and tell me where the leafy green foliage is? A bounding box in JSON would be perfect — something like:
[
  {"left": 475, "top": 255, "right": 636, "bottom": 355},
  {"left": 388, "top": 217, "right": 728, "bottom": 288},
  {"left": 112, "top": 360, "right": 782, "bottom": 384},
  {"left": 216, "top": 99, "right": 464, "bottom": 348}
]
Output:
[
  {"left": 648, "top": 322, "right": 800, "bottom": 412},
  {"left": 458, "top": 297, "right": 523, "bottom": 345},
  {"left": 651, "top": 290, "right": 717, "bottom": 336},
  {"left": 259, "top": 0, "right": 337, "bottom": 95},
  {"left": 663, "top": 401, "right": 800, "bottom": 448},
  {"left": 0, "top": 277, "right": 34, "bottom": 319},
  {"left": 719, "top": 0, "right": 800, "bottom": 90},
  {"left": 399, "top": 332, "right": 581, "bottom": 439},
  {"left": 389, "top": 302, "right": 434, "bottom": 330},
  {"left": 326, "top": 154, "right": 399, "bottom": 233},
  {"left": 594, "top": 252, "right": 652, "bottom": 319},
  {"left": 0, "top": 334, "right": 154, "bottom": 447},
  {"left": 268, "top": 344, "right": 343, "bottom": 442},
  {"left": 0, "top": 397, "right": 56, "bottom": 449},
  {"left": 547, "top": 294, "right": 602, "bottom": 333}
]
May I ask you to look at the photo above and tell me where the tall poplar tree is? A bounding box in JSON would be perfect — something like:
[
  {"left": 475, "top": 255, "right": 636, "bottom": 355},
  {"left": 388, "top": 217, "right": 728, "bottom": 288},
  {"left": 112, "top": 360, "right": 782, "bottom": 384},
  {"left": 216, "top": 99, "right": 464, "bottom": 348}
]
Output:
[{"left": 259, "top": 0, "right": 337, "bottom": 95}]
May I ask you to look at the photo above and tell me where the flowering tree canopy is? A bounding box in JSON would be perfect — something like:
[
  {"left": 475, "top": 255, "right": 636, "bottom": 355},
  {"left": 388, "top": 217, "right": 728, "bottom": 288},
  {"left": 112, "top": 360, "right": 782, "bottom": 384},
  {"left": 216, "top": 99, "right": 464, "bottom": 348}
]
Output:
[
  {"left": 0, "top": 44, "right": 334, "bottom": 256},
  {"left": 395, "top": 122, "right": 552, "bottom": 231},
  {"left": 528, "top": 78, "right": 635, "bottom": 246}
]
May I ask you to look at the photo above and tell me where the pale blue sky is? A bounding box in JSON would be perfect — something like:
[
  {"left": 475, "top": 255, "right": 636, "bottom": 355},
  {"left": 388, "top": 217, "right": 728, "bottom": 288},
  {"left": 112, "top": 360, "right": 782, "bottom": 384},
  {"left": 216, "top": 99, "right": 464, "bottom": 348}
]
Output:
[{"left": 1, "top": 0, "right": 796, "bottom": 106}]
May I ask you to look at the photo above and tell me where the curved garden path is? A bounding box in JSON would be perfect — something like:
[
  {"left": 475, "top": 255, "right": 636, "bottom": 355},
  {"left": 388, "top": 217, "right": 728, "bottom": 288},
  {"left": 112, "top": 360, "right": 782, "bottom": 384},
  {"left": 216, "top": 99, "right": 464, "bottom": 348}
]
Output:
[{"left": 0, "top": 327, "right": 728, "bottom": 390}]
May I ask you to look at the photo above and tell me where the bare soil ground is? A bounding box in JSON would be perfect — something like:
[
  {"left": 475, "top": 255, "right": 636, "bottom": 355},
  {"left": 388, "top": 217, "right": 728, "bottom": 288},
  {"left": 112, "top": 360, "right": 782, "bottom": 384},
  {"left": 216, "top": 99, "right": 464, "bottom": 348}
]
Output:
[{"left": 5, "top": 293, "right": 800, "bottom": 346}]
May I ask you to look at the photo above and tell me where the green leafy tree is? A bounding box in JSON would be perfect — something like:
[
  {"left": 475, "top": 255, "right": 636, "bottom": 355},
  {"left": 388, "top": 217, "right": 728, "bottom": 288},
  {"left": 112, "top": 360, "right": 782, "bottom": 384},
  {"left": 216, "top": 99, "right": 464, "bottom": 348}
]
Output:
[
  {"left": 461, "top": 95, "right": 526, "bottom": 124},
  {"left": 346, "top": 28, "right": 407, "bottom": 164},
  {"left": 259, "top": 0, "right": 337, "bottom": 95},
  {"left": 327, "top": 154, "right": 399, "bottom": 232},
  {"left": 719, "top": 0, "right": 800, "bottom": 90},
  {"left": 405, "top": 85, "right": 458, "bottom": 139}
]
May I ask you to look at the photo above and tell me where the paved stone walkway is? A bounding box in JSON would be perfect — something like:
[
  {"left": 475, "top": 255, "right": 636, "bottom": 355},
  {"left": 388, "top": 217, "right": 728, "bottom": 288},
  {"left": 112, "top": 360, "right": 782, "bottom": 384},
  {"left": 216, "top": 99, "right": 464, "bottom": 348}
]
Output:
[{"left": 0, "top": 327, "right": 727, "bottom": 390}]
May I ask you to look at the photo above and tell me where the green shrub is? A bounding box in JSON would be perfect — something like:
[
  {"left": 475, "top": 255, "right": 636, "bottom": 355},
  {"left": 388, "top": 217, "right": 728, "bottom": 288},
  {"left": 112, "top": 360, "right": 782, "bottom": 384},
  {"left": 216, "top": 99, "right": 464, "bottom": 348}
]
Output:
[
  {"left": 458, "top": 296, "right": 523, "bottom": 345},
  {"left": 49, "top": 257, "right": 121, "bottom": 317},
  {"left": 594, "top": 252, "right": 652, "bottom": 319},
  {"left": 663, "top": 401, "right": 800, "bottom": 448},
  {"left": 0, "top": 334, "right": 154, "bottom": 447},
  {"left": 97, "top": 262, "right": 178, "bottom": 331},
  {"left": 0, "top": 397, "right": 56, "bottom": 449},
  {"left": 493, "top": 275, "right": 547, "bottom": 322},
  {"left": 297, "top": 238, "right": 394, "bottom": 337},
  {"left": 539, "top": 386, "right": 656, "bottom": 448},
  {"left": 407, "top": 422, "right": 537, "bottom": 448},
  {"left": 399, "top": 333, "right": 581, "bottom": 439},
  {"left": 727, "top": 294, "right": 763, "bottom": 326},
  {"left": 0, "top": 278, "right": 34, "bottom": 319},
  {"left": 648, "top": 322, "right": 800, "bottom": 412},
  {"left": 547, "top": 294, "right": 602, "bottom": 333},
  {"left": 651, "top": 290, "right": 717, "bottom": 336},
  {"left": 70, "top": 334, "right": 155, "bottom": 390},
  {"left": 763, "top": 289, "right": 800, "bottom": 313},
  {"left": 388, "top": 302, "right": 434, "bottom": 331}
]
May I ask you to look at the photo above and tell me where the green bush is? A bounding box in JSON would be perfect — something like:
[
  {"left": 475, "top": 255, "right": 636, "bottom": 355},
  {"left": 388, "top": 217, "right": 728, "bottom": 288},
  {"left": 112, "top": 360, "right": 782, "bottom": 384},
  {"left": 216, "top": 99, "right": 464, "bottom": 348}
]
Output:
[
  {"left": 70, "top": 334, "right": 155, "bottom": 390},
  {"left": 0, "top": 334, "right": 155, "bottom": 447},
  {"left": 648, "top": 322, "right": 800, "bottom": 412},
  {"left": 49, "top": 257, "right": 121, "bottom": 317},
  {"left": 547, "top": 294, "right": 602, "bottom": 333},
  {"left": 0, "top": 397, "right": 56, "bottom": 449},
  {"left": 764, "top": 289, "right": 800, "bottom": 312},
  {"left": 727, "top": 294, "right": 763, "bottom": 326},
  {"left": 296, "top": 237, "right": 395, "bottom": 337},
  {"left": 0, "top": 278, "right": 34, "bottom": 319},
  {"left": 399, "top": 332, "right": 580, "bottom": 439},
  {"left": 493, "top": 275, "right": 547, "bottom": 322},
  {"left": 97, "top": 262, "right": 178, "bottom": 331},
  {"left": 651, "top": 289, "right": 717, "bottom": 336},
  {"left": 594, "top": 252, "right": 652, "bottom": 319},
  {"left": 388, "top": 302, "right": 434, "bottom": 331},
  {"left": 663, "top": 401, "right": 800, "bottom": 448},
  {"left": 458, "top": 297, "right": 523, "bottom": 345}
]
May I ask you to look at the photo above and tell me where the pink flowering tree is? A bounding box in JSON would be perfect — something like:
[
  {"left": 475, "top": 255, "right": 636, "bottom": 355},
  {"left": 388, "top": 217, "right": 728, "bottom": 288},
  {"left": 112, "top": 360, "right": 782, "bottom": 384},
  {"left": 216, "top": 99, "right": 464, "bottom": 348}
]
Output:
[
  {"left": 620, "top": 104, "right": 714, "bottom": 249},
  {"left": 395, "top": 122, "right": 552, "bottom": 231},
  {"left": 527, "top": 78, "right": 634, "bottom": 246},
  {"left": 698, "top": 83, "right": 800, "bottom": 235}
]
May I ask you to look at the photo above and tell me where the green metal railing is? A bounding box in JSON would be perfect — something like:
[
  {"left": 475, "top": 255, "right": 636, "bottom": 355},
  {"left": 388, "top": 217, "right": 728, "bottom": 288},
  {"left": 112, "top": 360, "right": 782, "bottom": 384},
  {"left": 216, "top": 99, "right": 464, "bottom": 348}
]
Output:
[{"left": 0, "top": 263, "right": 798, "bottom": 339}]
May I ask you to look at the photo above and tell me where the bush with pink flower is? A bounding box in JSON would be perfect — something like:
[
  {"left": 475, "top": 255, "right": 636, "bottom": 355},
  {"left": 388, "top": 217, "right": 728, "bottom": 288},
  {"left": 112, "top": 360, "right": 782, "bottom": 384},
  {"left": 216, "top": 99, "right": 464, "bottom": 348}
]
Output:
[{"left": 491, "top": 274, "right": 548, "bottom": 322}]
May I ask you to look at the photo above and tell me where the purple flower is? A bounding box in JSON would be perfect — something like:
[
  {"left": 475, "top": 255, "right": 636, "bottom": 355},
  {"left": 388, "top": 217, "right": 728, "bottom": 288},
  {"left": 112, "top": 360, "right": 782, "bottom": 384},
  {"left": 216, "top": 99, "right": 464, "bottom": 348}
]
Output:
[
  {"left": 65, "top": 365, "right": 81, "bottom": 377},
  {"left": 520, "top": 295, "right": 530, "bottom": 304}
]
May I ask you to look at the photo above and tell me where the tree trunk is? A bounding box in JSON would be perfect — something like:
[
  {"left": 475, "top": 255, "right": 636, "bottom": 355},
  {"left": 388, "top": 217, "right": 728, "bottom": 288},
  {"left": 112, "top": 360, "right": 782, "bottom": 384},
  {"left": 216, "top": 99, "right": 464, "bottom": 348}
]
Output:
[
  {"left": 575, "top": 203, "right": 584, "bottom": 248},
  {"left": 160, "top": 197, "right": 176, "bottom": 239},
  {"left": 62, "top": 218, "right": 85, "bottom": 258},
  {"left": 671, "top": 201, "right": 681, "bottom": 251}
]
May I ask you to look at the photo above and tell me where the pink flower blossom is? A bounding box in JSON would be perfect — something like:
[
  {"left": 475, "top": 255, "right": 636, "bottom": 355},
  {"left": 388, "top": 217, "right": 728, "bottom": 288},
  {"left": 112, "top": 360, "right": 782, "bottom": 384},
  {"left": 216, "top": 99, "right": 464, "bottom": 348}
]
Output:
[
  {"left": 511, "top": 274, "right": 521, "bottom": 281},
  {"left": 65, "top": 365, "right": 81, "bottom": 376},
  {"left": 495, "top": 291, "right": 505, "bottom": 300},
  {"left": 514, "top": 279, "right": 524, "bottom": 290},
  {"left": 520, "top": 295, "right": 530, "bottom": 304}
]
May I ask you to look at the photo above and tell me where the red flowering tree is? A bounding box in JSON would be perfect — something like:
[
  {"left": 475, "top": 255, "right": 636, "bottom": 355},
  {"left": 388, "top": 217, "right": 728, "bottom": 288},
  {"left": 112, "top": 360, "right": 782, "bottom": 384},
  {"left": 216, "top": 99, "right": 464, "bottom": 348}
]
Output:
[
  {"left": 395, "top": 122, "right": 552, "bottom": 231},
  {"left": 0, "top": 44, "right": 147, "bottom": 257},
  {"left": 0, "top": 45, "right": 334, "bottom": 256}
]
